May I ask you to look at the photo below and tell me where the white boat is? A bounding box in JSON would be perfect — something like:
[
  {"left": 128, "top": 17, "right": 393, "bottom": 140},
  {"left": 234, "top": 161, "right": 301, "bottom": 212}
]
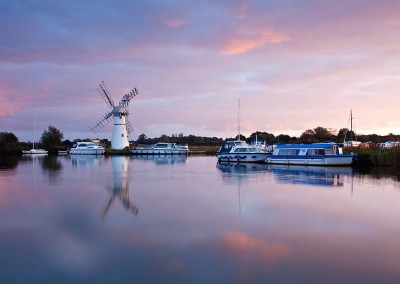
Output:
[
  {"left": 69, "top": 142, "right": 105, "bottom": 155},
  {"left": 131, "top": 142, "right": 190, "bottom": 155},
  {"left": 266, "top": 143, "right": 356, "bottom": 166},
  {"left": 216, "top": 140, "right": 270, "bottom": 163},
  {"left": 22, "top": 117, "right": 48, "bottom": 155},
  {"left": 22, "top": 148, "right": 48, "bottom": 155}
]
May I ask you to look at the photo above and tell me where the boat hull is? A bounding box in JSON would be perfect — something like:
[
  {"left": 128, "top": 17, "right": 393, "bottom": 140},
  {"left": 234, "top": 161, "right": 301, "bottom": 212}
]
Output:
[
  {"left": 22, "top": 149, "right": 48, "bottom": 155},
  {"left": 216, "top": 153, "right": 269, "bottom": 163},
  {"left": 267, "top": 155, "right": 355, "bottom": 166},
  {"left": 131, "top": 149, "right": 189, "bottom": 155}
]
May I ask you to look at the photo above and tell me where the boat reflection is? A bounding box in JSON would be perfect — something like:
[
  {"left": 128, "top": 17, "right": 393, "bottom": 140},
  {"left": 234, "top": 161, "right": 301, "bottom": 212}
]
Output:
[
  {"left": 70, "top": 154, "right": 104, "bottom": 168},
  {"left": 131, "top": 154, "right": 187, "bottom": 165},
  {"left": 216, "top": 162, "right": 269, "bottom": 185},
  {"left": 216, "top": 162, "right": 354, "bottom": 188},
  {"left": 217, "top": 162, "right": 268, "bottom": 173},
  {"left": 269, "top": 165, "right": 354, "bottom": 187},
  {"left": 101, "top": 156, "right": 138, "bottom": 220}
]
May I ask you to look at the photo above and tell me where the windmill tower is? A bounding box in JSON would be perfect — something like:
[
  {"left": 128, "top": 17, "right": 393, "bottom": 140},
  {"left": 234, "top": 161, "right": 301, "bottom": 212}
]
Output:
[{"left": 91, "top": 81, "right": 138, "bottom": 149}]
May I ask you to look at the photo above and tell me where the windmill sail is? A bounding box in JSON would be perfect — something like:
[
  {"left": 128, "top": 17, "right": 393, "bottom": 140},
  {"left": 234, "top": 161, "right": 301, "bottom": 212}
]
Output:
[
  {"left": 98, "top": 81, "right": 115, "bottom": 109},
  {"left": 91, "top": 111, "right": 113, "bottom": 133}
]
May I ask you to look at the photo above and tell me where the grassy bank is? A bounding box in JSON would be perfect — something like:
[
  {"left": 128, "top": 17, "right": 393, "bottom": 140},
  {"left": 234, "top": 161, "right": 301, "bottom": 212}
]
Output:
[
  {"left": 188, "top": 145, "right": 220, "bottom": 155},
  {"left": 345, "top": 147, "right": 400, "bottom": 167}
]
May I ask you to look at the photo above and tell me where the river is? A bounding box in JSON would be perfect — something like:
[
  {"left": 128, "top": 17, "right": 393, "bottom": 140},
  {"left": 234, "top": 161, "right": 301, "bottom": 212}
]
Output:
[{"left": 1, "top": 155, "right": 400, "bottom": 283}]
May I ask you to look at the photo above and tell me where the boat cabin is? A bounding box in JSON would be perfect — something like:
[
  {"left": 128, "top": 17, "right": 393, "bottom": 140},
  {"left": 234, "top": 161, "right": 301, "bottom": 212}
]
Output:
[
  {"left": 218, "top": 140, "right": 253, "bottom": 153},
  {"left": 272, "top": 143, "right": 344, "bottom": 156}
]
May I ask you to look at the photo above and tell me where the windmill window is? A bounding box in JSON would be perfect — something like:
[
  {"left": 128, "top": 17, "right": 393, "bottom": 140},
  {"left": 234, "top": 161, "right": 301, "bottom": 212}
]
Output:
[{"left": 121, "top": 134, "right": 124, "bottom": 137}]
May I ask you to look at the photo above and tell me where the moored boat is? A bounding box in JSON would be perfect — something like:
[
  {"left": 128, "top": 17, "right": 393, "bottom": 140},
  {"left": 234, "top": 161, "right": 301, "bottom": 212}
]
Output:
[
  {"left": 69, "top": 142, "right": 105, "bottom": 155},
  {"left": 23, "top": 117, "right": 48, "bottom": 155},
  {"left": 131, "top": 142, "right": 190, "bottom": 155},
  {"left": 266, "top": 143, "right": 356, "bottom": 166},
  {"left": 22, "top": 148, "right": 48, "bottom": 155},
  {"left": 216, "top": 140, "right": 270, "bottom": 163}
]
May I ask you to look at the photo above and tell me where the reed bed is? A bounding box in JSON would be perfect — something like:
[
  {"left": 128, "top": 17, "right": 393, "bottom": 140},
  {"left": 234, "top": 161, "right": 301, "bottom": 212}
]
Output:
[{"left": 346, "top": 146, "right": 400, "bottom": 167}]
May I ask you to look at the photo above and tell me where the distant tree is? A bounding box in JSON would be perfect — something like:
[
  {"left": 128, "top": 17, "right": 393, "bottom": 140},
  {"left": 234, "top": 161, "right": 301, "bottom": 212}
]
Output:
[
  {"left": 336, "top": 128, "right": 348, "bottom": 143},
  {"left": 367, "top": 134, "right": 380, "bottom": 143},
  {"left": 137, "top": 133, "right": 147, "bottom": 144},
  {"left": 100, "top": 139, "right": 110, "bottom": 146},
  {"left": 313, "top": 126, "right": 333, "bottom": 142},
  {"left": 62, "top": 139, "right": 73, "bottom": 148},
  {"left": 160, "top": 134, "right": 170, "bottom": 142},
  {"left": 0, "top": 132, "right": 18, "bottom": 146},
  {"left": 277, "top": 134, "right": 291, "bottom": 144},
  {"left": 40, "top": 126, "right": 64, "bottom": 150},
  {"left": 236, "top": 134, "right": 246, "bottom": 141},
  {"left": 299, "top": 129, "right": 317, "bottom": 143}
]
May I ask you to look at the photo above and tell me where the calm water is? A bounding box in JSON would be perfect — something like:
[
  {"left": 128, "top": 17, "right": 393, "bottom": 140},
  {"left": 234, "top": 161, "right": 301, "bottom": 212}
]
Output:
[{"left": 1, "top": 155, "right": 400, "bottom": 284}]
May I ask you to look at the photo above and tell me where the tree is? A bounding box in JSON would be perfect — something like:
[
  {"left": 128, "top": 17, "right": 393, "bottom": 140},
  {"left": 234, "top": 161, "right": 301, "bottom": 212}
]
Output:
[
  {"left": 0, "top": 132, "right": 18, "bottom": 146},
  {"left": 137, "top": 133, "right": 147, "bottom": 144},
  {"left": 277, "top": 134, "right": 291, "bottom": 144},
  {"left": 299, "top": 129, "right": 317, "bottom": 143},
  {"left": 160, "top": 134, "right": 170, "bottom": 142},
  {"left": 313, "top": 126, "right": 333, "bottom": 142},
  {"left": 336, "top": 128, "right": 348, "bottom": 143},
  {"left": 40, "top": 126, "right": 64, "bottom": 150}
]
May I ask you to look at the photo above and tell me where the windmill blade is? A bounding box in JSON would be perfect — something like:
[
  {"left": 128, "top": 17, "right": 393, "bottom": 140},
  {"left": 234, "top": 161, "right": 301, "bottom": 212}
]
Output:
[
  {"left": 126, "top": 118, "right": 134, "bottom": 135},
  {"left": 119, "top": 87, "right": 138, "bottom": 108},
  {"left": 91, "top": 111, "right": 113, "bottom": 133},
  {"left": 97, "top": 81, "right": 115, "bottom": 109}
]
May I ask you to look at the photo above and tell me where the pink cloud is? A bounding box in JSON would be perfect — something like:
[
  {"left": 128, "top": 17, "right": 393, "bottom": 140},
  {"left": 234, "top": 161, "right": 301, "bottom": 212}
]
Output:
[{"left": 221, "top": 28, "right": 289, "bottom": 55}]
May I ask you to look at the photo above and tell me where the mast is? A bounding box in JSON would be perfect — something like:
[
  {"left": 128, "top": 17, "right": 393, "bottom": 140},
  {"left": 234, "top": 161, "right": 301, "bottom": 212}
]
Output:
[
  {"left": 350, "top": 109, "right": 353, "bottom": 142},
  {"left": 33, "top": 117, "right": 36, "bottom": 150},
  {"left": 237, "top": 99, "right": 240, "bottom": 140}
]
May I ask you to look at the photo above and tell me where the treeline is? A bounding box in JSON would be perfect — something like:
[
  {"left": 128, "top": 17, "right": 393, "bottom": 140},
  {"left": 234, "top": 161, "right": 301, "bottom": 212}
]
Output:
[
  {"left": 2, "top": 125, "right": 400, "bottom": 153},
  {"left": 134, "top": 126, "right": 400, "bottom": 146},
  {"left": 135, "top": 133, "right": 224, "bottom": 146}
]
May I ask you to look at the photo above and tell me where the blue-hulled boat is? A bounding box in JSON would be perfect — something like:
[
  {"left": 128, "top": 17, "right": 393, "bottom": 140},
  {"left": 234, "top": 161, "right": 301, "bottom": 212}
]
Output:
[{"left": 266, "top": 143, "right": 356, "bottom": 166}]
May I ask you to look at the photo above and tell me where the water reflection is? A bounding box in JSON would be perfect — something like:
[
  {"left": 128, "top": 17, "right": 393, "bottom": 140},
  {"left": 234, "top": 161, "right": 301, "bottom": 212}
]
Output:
[
  {"left": 0, "top": 155, "right": 20, "bottom": 170},
  {"left": 269, "top": 165, "right": 354, "bottom": 187},
  {"left": 131, "top": 154, "right": 187, "bottom": 165},
  {"left": 1, "top": 156, "right": 400, "bottom": 283},
  {"left": 102, "top": 156, "right": 138, "bottom": 220},
  {"left": 216, "top": 162, "right": 354, "bottom": 188},
  {"left": 216, "top": 162, "right": 268, "bottom": 173},
  {"left": 70, "top": 154, "right": 104, "bottom": 168}
]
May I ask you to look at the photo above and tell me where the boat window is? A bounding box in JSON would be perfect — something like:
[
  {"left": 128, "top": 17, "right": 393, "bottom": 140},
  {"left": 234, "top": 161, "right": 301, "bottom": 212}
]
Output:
[
  {"left": 307, "top": 149, "right": 325, "bottom": 155},
  {"left": 325, "top": 147, "right": 335, "bottom": 155},
  {"left": 78, "top": 144, "right": 87, "bottom": 147},
  {"left": 278, "top": 149, "right": 299, "bottom": 155},
  {"left": 156, "top": 144, "right": 168, "bottom": 148},
  {"left": 234, "top": 148, "right": 248, "bottom": 152}
]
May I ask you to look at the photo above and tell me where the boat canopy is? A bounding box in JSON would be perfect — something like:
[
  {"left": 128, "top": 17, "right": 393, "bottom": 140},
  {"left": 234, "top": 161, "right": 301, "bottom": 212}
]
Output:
[{"left": 274, "top": 143, "right": 339, "bottom": 149}]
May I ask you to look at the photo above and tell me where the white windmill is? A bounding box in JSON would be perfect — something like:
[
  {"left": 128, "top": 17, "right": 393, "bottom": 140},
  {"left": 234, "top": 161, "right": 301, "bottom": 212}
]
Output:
[{"left": 91, "top": 81, "right": 138, "bottom": 149}]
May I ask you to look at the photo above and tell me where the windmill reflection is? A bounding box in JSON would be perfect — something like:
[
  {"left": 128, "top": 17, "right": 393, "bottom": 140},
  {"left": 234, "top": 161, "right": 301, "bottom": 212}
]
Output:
[{"left": 102, "top": 156, "right": 138, "bottom": 220}]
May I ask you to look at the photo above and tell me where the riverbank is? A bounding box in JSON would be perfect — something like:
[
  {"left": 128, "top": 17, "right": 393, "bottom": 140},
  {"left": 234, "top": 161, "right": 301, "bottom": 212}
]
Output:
[
  {"left": 3, "top": 145, "right": 400, "bottom": 168},
  {"left": 104, "top": 145, "right": 220, "bottom": 156},
  {"left": 346, "top": 147, "right": 400, "bottom": 167}
]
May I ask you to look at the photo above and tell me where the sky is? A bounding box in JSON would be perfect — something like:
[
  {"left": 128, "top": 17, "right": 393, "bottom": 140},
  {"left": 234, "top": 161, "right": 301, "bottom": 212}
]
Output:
[{"left": 0, "top": 0, "right": 399, "bottom": 142}]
